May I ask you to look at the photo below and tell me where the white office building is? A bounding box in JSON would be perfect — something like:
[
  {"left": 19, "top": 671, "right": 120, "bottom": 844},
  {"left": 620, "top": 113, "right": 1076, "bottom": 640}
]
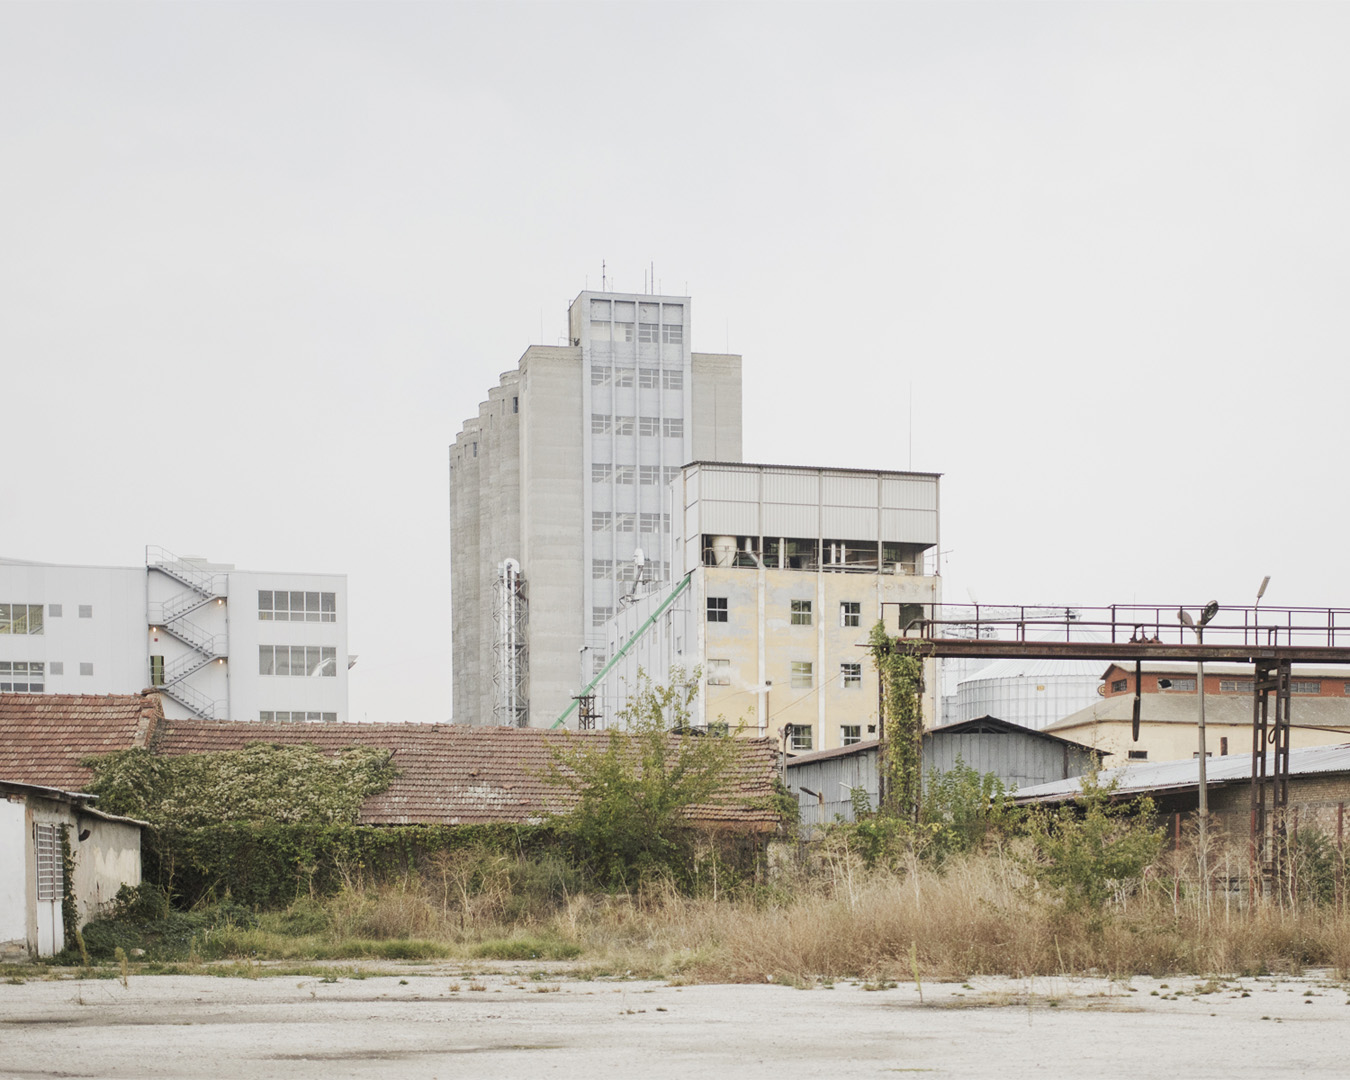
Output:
[
  {"left": 450, "top": 290, "right": 742, "bottom": 727},
  {"left": 0, "top": 547, "right": 351, "bottom": 722}
]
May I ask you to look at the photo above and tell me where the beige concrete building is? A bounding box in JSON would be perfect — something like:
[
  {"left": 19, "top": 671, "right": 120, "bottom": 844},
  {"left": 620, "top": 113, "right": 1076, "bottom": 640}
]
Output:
[
  {"left": 1045, "top": 662, "right": 1350, "bottom": 764},
  {"left": 576, "top": 462, "right": 942, "bottom": 751},
  {"left": 450, "top": 291, "right": 742, "bottom": 727}
]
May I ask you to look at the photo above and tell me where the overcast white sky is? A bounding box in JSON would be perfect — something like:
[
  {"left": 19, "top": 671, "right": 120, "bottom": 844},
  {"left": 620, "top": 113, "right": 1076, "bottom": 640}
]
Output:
[{"left": 3, "top": 3, "right": 1347, "bottom": 722}]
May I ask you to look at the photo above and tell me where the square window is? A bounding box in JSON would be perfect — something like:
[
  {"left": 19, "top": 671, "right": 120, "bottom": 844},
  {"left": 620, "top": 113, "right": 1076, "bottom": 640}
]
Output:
[
  {"left": 592, "top": 463, "right": 612, "bottom": 483},
  {"left": 49, "top": 661, "right": 64, "bottom": 676},
  {"left": 592, "top": 606, "right": 613, "bottom": 627},
  {"left": 639, "top": 322, "right": 659, "bottom": 344},
  {"left": 591, "top": 413, "right": 612, "bottom": 435},
  {"left": 592, "top": 559, "right": 613, "bottom": 579},
  {"left": 1111, "top": 678, "right": 1128, "bottom": 693},
  {"left": 259, "top": 646, "right": 274, "bottom": 675},
  {"left": 840, "top": 601, "right": 860, "bottom": 628},
  {"left": 841, "top": 725, "right": 862, "bottom": 746},
  {"left": 613, "top": 367, "right": 634, "bottom": 388},
  {"left": 79, "top": 662, "right": 93, "bottom": 677},
  {"left": 614, "top": 513, "right": 635, "bottom": 533},
  {"left": 841, "top": 662, "right": 862, "bottom": 688},
  {"left": 640, "top": 512, "right": 662, "bottom": 533},
  {"left": 662, "top": 368, "right": 683, "bottom": 390},
  {"left": 592, "top": 511, "right": 612, "bottom": 531},
  {"left": 321, "top": 592, "right": 336, "bottom": 621},
  {"left": 614, "top": 465, "right": 635, "bottom": 485},
  {"left": 639, "top": 367, "right": 659, "bottom": 389},
  {"left": 791, "top": 661, "right": 813, "bottom": 689},
  {"left": 662, "top": 417, "right": 683, "bottom": 438},
  {"left": 590, "top": 365, "right": 612, "bottom": 386},
  {"left": 639, "top": 465, "right": 659, "bottom": 485},
  {"left": 707, "top": 597, "right": 728, "bottom": 623},
  {"left": 639, "top": 415, "right": 660, "bottom": 437},
  {"left": 707, "top": 659, "right": 731, "bottom": 686},
  {"left": 788, "top": 724, "right": 813, "bottom": 751},
  {"left": 323, "top": 712, "right": 337, "bottom": 723},
  {"left": 48, "top": 604, "right": 62, "bottom": 618},
  {"left": 78, "top": 605, "right": 92, "bottom": 619},
  {"left": 260, "top": 711, "right": 274, "bottom": 722},
  {"left": 613, "top": 416, "right": 635, "bottom": 436},
  {"left": 662, "top": 323, "right": 683, "bottom": 345},
  {"left": 614, "top": 321, "right": 634, "bottom": 342},
  {"left": 791, "top": 600, "right": 813, "bottom": 626},
  {"left": 321, "top": 646, "right": 336, "bottom": 676}
]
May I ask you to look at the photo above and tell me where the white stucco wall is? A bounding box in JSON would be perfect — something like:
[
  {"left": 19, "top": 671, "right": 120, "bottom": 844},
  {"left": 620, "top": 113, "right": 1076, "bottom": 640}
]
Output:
[
  {"left": 72, "top": 815, "right": 142, "bottom": 923},
  {"left": 0, "top": 799, "right": 27, "bottom": 959}
]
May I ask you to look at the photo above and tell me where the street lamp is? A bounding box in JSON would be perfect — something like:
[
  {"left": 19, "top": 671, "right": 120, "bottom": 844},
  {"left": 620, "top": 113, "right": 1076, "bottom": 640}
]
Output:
[
  {"left": 1179, "top": 600, "right": 1220, "bottom": 883},
  {"left": 1254, "top": 576, "right": 1271, "bottom": 645}
]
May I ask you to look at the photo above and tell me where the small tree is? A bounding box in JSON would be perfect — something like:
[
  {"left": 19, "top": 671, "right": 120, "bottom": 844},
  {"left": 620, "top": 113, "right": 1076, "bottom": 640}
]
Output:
[
  {"left": 544, "top": 667, "right": 746, "bottom": 888},
  {"left": 1024, "top": 770, "right": 1163, "bottom": 909}
]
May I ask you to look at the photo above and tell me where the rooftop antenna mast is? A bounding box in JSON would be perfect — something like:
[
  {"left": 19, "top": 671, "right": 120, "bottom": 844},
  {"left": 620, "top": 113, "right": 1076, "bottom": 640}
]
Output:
[{"left": 602, "top": 260, "right": 606, "bottom": 291}]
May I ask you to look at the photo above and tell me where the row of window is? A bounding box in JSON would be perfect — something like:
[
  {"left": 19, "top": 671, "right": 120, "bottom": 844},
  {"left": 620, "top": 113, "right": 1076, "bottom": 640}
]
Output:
[
  {"left": 258, "top": 591, "right": 337, "bottom": 621},
  {"left": 591, "top": 512, "right": 669, "bottom": 533},
  {"left": 783, "top": 724, "right": 871, "bottom": 752},
  {"left": 0, "top": 661, "right": 45, "bottom": 692},
  {"left": 591, "top": 414, "right": 684, "bottom": 438},
  {"left": 592, "top": 559, "right": 670, "bottom": 580},
  {"left": 1111, "top": 677, "right": 1345, "bottom": 695},
  {"left": 0, "top": 660, "right": 101, "bottom": 692},
  {"left": 589, "top": 322, "right": 684, "bottom": 345},
  {"left": 591, "top": 464, "right": 682, "bottom": 486},
  {"left": 704, "top": 659, "right": 863, "bottom": 691},
  {"left": 590, "top": 366, "right": 684, "bottom": 389},
  {"left": 260, "top": 711, "right": 339, "bottom": 723},
  {"left": 0, "top": 603, "right": 95, "bottom": 635},
  {"left": 707, "top": 599, "right": 864, "bottom": 627},
  {"left": 258, "top": 645, "right": 338, "bottom": 677}
]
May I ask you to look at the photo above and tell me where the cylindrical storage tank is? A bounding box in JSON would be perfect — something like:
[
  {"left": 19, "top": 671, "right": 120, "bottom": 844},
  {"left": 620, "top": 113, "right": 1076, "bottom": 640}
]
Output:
[{"left": 955, "top": 658, "right": 1105, "bottom": 730}]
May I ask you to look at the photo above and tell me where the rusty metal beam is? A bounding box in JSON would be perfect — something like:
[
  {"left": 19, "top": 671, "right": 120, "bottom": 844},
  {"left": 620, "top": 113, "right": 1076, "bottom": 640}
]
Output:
[{"left": 896, "top": 639, "right": 1350, "bottom": 664}]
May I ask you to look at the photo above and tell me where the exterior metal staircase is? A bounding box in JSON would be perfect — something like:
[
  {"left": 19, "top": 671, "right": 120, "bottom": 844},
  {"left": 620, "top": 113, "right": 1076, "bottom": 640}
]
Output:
[{"left": 146, "top": 546, "right": 229, "bottom": 720}]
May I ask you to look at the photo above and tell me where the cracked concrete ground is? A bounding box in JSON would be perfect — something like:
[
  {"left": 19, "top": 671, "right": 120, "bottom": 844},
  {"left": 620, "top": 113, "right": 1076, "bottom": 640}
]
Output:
[{"left": 1, "top": 969, "right": 1348, "bottom": 1079}]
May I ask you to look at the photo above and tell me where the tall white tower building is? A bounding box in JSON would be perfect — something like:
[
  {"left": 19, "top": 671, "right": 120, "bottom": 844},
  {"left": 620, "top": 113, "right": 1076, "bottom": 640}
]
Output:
[{"left": 450, "top": 290, "right": 743, "bottom": 727}]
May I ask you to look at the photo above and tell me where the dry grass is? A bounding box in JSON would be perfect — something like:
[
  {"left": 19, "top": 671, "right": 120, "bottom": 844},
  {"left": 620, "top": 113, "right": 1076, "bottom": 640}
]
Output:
[{"left": 81, "top": 841, "right": 1350, "bottom": 982}]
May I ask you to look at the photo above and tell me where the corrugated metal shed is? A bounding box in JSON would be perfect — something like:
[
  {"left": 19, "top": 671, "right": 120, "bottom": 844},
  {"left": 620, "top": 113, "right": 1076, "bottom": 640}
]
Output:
[
  {"left": 1016, "top": 742, "right": 1350, "bottom": 805},
  {"left": 787, "top": 717, "right": 1100, "bottom": 829}
]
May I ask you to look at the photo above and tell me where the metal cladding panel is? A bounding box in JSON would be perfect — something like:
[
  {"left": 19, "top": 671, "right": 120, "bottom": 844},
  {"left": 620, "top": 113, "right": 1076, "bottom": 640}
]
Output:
[
  {"left": 699, "top": 467, "right": 760, "bottom": 506},
  {"left": 881, "top": 507, "right": 938, "bottom": 544},
  {"left": 763, "top": 503, "right": 818, "bottom": 537},
  {"left": 685, "top": 469, "right": 700, "bottom": 508},
  {"left": 923, "top": 732, "right": 1077, "bottom": 790},
  {"left": 762, "top": 470, "right": 819, "bottom": 503},
  {"left": 882, "top": 477, "right": 938, "bottom": 511},
  {"left": 821, "top": 505, "right": 878, "bottom": 537},
  {"left": 822, "top": 474, "right": 877, "bottom": 506},
  {"left": 790, "top": 750, "right": 879, "bottom": 828},
  {"left": 700, "top": 499, "right": 759, "bottom": 536}
]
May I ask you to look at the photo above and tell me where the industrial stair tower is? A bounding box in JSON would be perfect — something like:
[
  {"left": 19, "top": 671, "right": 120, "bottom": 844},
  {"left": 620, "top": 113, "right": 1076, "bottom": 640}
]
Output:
[{"left": 146, "top": 545, "right": 229, "bottom": 720}]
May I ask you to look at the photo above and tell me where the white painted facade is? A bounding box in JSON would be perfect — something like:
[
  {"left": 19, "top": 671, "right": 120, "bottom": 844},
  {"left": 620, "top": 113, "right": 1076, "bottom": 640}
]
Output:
[
  {"left": 0, "top": 550, "right": 350, "bottom": 723},
  {"left": 581, "top": 462, "right": 942, "bottom": 753},
  {"left": 0, "top": 782, "right": 144, "bottom": 960}
]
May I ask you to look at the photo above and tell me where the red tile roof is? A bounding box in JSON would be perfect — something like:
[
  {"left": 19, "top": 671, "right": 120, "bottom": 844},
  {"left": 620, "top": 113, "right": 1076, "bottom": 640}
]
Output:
[
  {"left": 0, "top": 692, "right": 161, "bottom": 792},
  {"left": 154, "top": 719, "right": 781, "bottom": 830}
]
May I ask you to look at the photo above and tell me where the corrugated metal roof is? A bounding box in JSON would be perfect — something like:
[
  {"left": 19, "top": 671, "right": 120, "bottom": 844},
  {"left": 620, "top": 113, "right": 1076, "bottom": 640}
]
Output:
[
  {"left": 1016, "top": 741, "right": 1350, "bottom": 804},
  {"left": 1046, "top": 693, "right": 1350, "bottom": 731}
]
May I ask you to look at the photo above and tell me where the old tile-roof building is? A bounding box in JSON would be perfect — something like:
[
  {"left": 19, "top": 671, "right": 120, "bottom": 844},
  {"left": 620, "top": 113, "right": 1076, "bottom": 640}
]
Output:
[
  {"left": 153, "top": 717, "right": 781, "bottom": 831},
  {"left": 0, "top": 694, "right": 780, "bottom": 832},
  {"left": 0, "top": 692, "right": 161, "bottom": 791}
]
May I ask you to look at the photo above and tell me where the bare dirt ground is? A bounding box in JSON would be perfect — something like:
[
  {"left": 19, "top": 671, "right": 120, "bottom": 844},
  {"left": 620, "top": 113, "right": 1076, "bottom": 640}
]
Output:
[{"left": 2, "top": 965, "right": 1348, "bottom": 1079}]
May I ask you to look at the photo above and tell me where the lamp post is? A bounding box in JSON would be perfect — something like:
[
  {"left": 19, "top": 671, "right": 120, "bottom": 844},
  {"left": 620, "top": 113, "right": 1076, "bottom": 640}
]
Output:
[
  {"left": 1254, "top": 576, "right": 1270, "bottom": 645},
  {"left": 1179, "top": 601, "right": 1220, "bottom": 884}
]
